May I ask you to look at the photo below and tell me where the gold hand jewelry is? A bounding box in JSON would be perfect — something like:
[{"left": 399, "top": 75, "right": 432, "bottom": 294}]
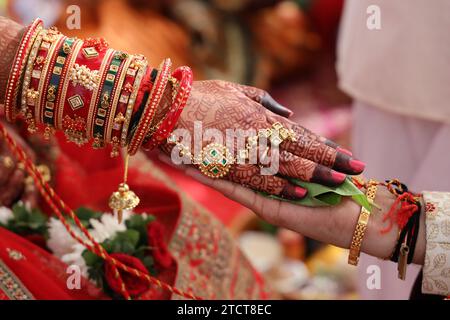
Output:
[{"left": 348, "top": 180, "right": 378, "bottom": 266}]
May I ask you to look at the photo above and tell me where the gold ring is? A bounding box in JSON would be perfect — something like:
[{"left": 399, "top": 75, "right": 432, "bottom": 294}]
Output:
[{"left": 195, "top": 143, "right": 234, "bottom": 179}]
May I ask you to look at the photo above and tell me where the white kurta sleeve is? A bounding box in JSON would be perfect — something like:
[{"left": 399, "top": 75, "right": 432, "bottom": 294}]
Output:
[{"left": 421, "top": 191, "right": 450, "bottom": 296}]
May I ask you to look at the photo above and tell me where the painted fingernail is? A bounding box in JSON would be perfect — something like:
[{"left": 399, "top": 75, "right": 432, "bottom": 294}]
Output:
[
  {"left": 334, "top": 153, "right": 365, "bottom": 175},
  {"left": 293, "top": 186, "right": 307, "bottom": 198},
  {"left": 337, "top": 146, "right": 353, "bottom": 157},
  {"left": 349, "top": 159, "right": 366, "bottom": 173},
  {"left": 282, "top": 184, "right": 307, "bottom": 199},
  {"left": 331, "top": 171, "right": 347, "bottom": 184}
]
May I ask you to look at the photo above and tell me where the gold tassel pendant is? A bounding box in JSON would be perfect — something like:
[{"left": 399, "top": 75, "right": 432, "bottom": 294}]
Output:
[{"left": 108, "top": 154, "right": 140, "bottom": 223}]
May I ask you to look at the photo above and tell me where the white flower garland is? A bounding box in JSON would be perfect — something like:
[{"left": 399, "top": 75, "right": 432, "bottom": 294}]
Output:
[
  {"left": 46, "top": 210, "right": 144, "bottom": 278},
  {"left": 0, "top": 207, "right": 13, "bottom": 225}
]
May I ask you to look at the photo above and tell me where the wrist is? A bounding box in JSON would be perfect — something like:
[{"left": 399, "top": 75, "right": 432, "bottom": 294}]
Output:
[
  {"left": 0, "top": 17, "right": 27, "bottom": 105},
  {"left": 360, "top": 186, "right": 400, "bottom": 259},
  {"left": 412, "top": 197, "right": 426, "bottom": 265}
]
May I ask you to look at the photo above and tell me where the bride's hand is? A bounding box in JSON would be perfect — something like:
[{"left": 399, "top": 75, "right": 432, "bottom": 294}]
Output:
[
  {"left": 161, "top": 80, "right": 366, "bottom": 200},
  {"left": 183, "top": 168, "right": 426, "bottom": 265}
]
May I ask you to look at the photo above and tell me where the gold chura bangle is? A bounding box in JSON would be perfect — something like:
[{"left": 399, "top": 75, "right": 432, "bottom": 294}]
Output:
[{"left": 348, "top": 179, "right": 378, "bottom": 266}]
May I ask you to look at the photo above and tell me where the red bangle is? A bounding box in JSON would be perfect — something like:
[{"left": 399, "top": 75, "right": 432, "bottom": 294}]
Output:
[
  {"left": 5, "top": 18, "right": 43, "bottom": 123},
  {"left": 127, "top": 58, "right": 172, "bottom": 155},
  {"left": 20, "top": 27, "right": 46, "bottom": 133},
  {"left": 30, "top": 28, "right": 63, "bottom": 136},
  {"left": 142, "top": 66, "right": 193, "bottom": 151},
  {"left": 120, "top": 57, "right": 148, "bottom": 148},
  {"left": 109, "top": 55, "right": 144, "bottom": 156},
  {"left": 38, "top": 35, "right": 67, "bottom": 132},
  {"left": 84, "top": 48, "right": 115, "bottom": 141}
]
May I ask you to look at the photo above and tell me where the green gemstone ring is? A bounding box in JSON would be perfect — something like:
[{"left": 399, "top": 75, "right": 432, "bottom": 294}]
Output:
[{"left": 195, "top": 143, "right": 235, "bottom": 179}]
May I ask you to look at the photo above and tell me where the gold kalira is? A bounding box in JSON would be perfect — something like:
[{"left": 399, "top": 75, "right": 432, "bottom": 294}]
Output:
[
  {"left": 109, "top": 182, "right": 140, "bottom": 224},
  {"left": 69, "top": 63, "right": 100, "bottom": 91}
]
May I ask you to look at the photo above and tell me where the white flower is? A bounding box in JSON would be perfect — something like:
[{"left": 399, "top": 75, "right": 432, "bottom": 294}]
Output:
[
  {"left": 61, "top": 243, "right": 89, "bottom": 278},
  {"left": 89, "top": 211, "right": 129, "bottom": 243},
  {"left": 47, "top": 218, "right": 81, "bottom": 258},
  {"left": 0, "top": 207, "right": 14, "bottom": 225},
  {"left": 46, "top": 211, "right": 137, "bottom": 284}
]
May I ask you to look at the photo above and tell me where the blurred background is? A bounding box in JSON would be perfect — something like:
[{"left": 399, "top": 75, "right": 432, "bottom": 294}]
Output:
[{"left": 1, "top": 0, "right": 360, "bottom": 299}]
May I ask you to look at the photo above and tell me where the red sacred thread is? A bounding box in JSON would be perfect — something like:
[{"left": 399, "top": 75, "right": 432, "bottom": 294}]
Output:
[
  {"left": 380, "top": 192, "right": 418, "bottom": 234},
  {"left": 350, "top": 177, "right": 420, "bottom": 235},
  {"left": 0, "top": 123, "right": 202, "bottom": 300}
]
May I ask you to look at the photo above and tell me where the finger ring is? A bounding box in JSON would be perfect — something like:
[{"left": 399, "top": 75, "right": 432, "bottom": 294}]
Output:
[
  {"left": 271, "top": 122, "right": 297, "bottom": 142},
  {"left": 195, "top": 143, "right": 234, "bottom": 179}
]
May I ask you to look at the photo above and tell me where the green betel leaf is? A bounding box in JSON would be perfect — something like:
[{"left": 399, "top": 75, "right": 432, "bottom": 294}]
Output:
[
  {"left": 115, "top": 230, "right": 140, "bottom": 248},
  {"left": 82, "top": 249, "right": 101, "bottom": 267},
  {"left": 267, "top": 177, "right": 371, "bottom": 210},
  {"left": 75, "top": 207, "right": 101, "bottom": 219},
  {"left": 12, "top": 203, "right": 29, "bottom": 221}
]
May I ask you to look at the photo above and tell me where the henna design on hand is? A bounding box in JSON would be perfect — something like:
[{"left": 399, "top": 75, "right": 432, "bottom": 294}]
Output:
[
  {"left": 156, "top": 79, "right": 364, "bottom": 196},
  {"left": 279, "top": 150, "right": 346, "bottom": 187},
  {"left": 0, "top": 17, "right": 26, "bottom": 105}
]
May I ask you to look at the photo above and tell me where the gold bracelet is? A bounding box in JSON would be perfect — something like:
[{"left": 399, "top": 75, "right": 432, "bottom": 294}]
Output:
[{"left": 348, "top": 179, "right": 378, "bottom": 266}]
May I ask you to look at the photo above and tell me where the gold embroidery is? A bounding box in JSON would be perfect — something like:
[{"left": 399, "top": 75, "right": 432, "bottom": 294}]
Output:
[
  {"left": 7, "top": 248, "right": 25, "bottom": 261},
  {"left": 0, "top": 259, "right": 34, "bottom": 300}
]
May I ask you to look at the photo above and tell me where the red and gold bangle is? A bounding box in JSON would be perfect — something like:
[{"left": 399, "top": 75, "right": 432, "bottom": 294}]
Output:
[
  {"left": 104, "top": 52, "right": 132, "bottom": 144},
  {"left": 85, "top": 48, "right": 114, "bottom": 140},
  {"left": 108, "top": 55, "right": 141, "bottom": 156},
  {"left": 63, "top": 42, "right": 108, "bottom": 143},
  {"left": 38, "top": 35, "right": 67, "bottom": 134},
  {"left": 32, "top": 28, "right": 62, "bottom": 130},
  {"left": 4, "top": 18, "right": 43, "bottom": 123},
  {"left": 91, "top": 50, "right": 126, "bottom": 149},
  {"left": 127, "top": 58, "right": 172, "bottom": 155},
  {"left": 120, "top": 58, "right": 148, "bottom": 148},
  {"left": 20, "top": 27, "right": 45, "bottom": 132},
  {"left": 142, "top": 66, "right": 193, "bottom": 151},
  {"left": 105, "top": 54, "right": 133, "bottom": 156},
  {"left": 55, "top": 39, "right": 84, "bottom": 130},
  {"left": 59, "top": 39, "right": 113, "bottom": 146},
  {"left": 41, "top": 37, "right": 80, "bottom": 130}
]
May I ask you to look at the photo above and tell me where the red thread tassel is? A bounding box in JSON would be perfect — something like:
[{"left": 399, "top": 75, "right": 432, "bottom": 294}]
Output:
[{"left": 380, "top": 192, "right": 418, "bottom": 234}]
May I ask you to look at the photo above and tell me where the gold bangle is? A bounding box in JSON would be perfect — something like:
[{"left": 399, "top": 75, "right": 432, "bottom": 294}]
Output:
[{"left": 348, "top": 179, "right": 378, "bottom": 266}]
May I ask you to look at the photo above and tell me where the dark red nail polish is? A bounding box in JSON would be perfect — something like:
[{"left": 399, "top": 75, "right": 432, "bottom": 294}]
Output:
[
  {"left": 349, "top": 159, "right": 366, "bottom": 173},
  {"left": 331, "top": 171, "right": 347, "bottom": 183},
  {"left": 337, "top": 146, "right": 353, "bottom": 157}
]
